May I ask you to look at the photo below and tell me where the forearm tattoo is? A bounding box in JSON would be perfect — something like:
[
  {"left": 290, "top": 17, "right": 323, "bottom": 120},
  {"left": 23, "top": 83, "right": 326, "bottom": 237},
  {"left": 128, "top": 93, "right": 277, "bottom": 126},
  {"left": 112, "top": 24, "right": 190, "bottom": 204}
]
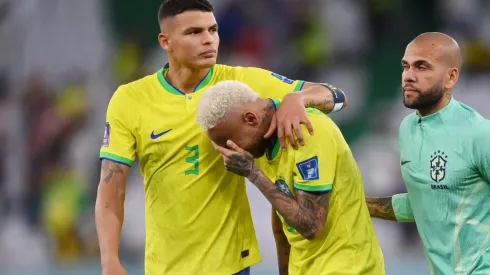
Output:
[{"left": 249, "top": 169, "right": 329, "bottom": 239}]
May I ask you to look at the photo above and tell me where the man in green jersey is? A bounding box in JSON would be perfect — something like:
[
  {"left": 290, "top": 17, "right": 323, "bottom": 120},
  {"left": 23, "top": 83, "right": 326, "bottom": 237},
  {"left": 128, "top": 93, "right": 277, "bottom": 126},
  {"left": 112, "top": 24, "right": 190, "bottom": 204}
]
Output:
[{"left": 366, "top": 32, "right": 490, "bottom": 275}]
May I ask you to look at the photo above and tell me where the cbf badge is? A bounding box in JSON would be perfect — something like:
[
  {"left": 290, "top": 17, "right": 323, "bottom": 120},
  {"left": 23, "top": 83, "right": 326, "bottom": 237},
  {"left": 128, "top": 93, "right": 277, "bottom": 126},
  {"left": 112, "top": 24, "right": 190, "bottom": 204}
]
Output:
[
  {"left": 430, "top": 151, "right": 447, "bottom": 183},
  {"left": 102, "top": 123, "right": 111, "bottom": 147}
]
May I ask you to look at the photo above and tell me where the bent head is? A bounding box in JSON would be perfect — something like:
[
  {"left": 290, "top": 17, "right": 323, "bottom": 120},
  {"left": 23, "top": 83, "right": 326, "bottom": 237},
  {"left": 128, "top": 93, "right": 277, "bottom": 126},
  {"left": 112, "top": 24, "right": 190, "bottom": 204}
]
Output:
[
  {"left": 197, "top": 81, "right": 273, "bottom": 158},
  {"left": 158, "top": 0, "right": 219, "bottom": 69},
  {"left": 401, "top": 32, "right": 461, "bottom": 112}
]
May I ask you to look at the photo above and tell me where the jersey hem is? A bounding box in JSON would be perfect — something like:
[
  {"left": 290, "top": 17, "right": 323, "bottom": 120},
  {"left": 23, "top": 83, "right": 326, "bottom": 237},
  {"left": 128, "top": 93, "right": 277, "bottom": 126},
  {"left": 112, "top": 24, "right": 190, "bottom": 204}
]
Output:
[{"left": 100, "top": 152, "right": 134, "bottom": 167}]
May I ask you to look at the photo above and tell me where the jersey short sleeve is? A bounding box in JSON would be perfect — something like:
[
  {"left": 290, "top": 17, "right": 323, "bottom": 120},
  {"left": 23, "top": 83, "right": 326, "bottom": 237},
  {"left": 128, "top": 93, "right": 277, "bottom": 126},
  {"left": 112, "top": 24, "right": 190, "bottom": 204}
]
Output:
[
  {"left": 239, "top": 67, "right": 305, "bottom": 99},
  {"left": 99, "top": 86, "right": 136, "bottom": 167},
  {"left": 292, "top": 117, "right": 335, "bottom": 193},
  {"left": 473, "top": 120, "right": 490, "bottom": 183},
  {"left": 392, "top": 193, "right": 415, "bottom": 222}
]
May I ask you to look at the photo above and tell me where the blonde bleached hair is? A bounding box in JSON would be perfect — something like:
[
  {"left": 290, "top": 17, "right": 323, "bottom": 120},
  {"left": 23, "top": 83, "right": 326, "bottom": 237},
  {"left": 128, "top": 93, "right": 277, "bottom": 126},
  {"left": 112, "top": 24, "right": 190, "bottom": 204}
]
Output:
[{"left": 197, "top": 80, "right": 259, "bottom": 131}]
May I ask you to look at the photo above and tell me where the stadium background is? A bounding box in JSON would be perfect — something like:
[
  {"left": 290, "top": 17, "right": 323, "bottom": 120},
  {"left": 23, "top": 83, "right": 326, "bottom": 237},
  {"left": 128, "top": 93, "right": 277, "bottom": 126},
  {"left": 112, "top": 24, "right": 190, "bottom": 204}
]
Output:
[{"left": 0, "top": 0, "right": 489, "bottom": 274}]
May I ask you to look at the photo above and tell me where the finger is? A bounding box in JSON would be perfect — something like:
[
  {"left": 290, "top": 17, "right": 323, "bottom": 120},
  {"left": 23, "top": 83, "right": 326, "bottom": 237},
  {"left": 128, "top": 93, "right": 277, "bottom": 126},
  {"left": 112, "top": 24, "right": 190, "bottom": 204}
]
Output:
[
  {"left": 264, "top": 114, "right": 277, "bottom": 138},
  {"left": 223, "top": 155, "right": 232, "bottom": 166},
  {"left": 226, "top": 140, "right": 245, "bottom": 153},
  {"left": 214, "top": 144, "right": 234, "bottom": 157},
  {"left": 304, "top": 118, "right": 314, "bottom": 136},
  {"left": 277, "top": 121, "right": 287, "bottom": 150},
  {"left": 284, "top": 122, "right": 298, "bottom": 150},
  {"left": 293, "top": 121, "right": 305, "bottom": 146}
]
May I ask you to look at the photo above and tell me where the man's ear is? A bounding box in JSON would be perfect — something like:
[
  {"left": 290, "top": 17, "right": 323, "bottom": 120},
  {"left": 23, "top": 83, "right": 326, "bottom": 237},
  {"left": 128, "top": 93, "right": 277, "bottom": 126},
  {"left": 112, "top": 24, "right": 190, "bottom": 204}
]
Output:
[
  {"left": 243, "top": 112, "right": 259, "bottom": 126},
  {"left": 158, "top": 32, "right": 171, "bottom": 52},
  {"left": 445, "top": 67, "right": 459, "bottom": 90}
]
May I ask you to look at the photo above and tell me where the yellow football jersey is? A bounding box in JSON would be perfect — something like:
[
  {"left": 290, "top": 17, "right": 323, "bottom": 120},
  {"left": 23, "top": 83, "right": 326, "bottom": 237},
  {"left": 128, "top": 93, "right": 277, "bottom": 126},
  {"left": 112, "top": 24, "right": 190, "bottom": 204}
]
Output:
[
  {"left": 258, "top": 104, "right": 385, "bottom": 275},
  {"left": 99, "top": 64, "right": 305, "bottom": 275}
]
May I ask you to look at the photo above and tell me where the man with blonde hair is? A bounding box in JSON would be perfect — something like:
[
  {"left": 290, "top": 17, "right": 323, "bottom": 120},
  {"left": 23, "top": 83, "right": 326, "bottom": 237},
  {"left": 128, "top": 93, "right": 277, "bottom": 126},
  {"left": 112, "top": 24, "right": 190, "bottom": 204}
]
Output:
[{"left": 197, "top": 80, "right": 385, "bottom": 275}]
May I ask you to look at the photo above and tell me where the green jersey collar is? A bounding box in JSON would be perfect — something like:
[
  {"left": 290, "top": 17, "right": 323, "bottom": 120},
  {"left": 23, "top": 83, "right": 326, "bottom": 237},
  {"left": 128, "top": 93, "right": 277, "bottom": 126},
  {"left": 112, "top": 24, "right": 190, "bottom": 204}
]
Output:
[
  {"left": 266, "top": 98, "right": 281, "bottom": 161},
  {"left": 417, "top": 97, "right": 456, "bottom": 125},
  {"left": 157, "top": 63, "right": 214, "bottom": 95}
]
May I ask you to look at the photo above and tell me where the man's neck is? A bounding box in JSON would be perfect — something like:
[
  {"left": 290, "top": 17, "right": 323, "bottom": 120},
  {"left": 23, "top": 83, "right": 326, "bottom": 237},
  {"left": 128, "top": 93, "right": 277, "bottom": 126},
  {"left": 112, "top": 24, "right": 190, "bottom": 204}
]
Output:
[
  {"left": 263, "top": 99, "right": 278, "bottom": 157},
  {"left": 417, "top": 92, "right": 452, "bottom": 117},
  {"left": 166, "top": 61, "right": 210, "bottom": 94}
]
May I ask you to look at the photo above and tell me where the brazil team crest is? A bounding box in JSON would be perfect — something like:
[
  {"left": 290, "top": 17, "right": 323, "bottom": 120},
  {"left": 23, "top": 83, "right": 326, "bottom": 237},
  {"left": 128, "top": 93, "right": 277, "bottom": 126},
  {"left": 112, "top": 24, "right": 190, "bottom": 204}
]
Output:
[
  {"left": 275, "top": 179, "right": 294, "bottom": 198},
  {"left": 430, "top": 151, "right": 447, "bottom": 183}
]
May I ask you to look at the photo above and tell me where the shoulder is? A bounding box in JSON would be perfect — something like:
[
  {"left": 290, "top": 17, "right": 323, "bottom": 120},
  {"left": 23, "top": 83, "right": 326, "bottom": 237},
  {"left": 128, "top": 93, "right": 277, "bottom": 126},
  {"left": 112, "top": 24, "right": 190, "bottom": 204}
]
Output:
[
  {"left": 453, "top": 100, "right": 488, "bottom": 125},
  {"left": 300, "top": 110, "right": 339, "bottom": 146},
  {"left": 473, "top": 117, "right": 490, "bottom": 141},
  {"left": 212, "top": 64, "right": 242, "bottom": 79},
  {"left": 111, "top": 73, "right": 158, "bottom": 104},
  {"left": 448, "top": 100, "right": 489, "bottom": 136},
  {"left": 124, "top": 73, "right": 159, "bottom": 95},
  {"left": 214, "top": 64, "right": 277, "bottom": 78}
]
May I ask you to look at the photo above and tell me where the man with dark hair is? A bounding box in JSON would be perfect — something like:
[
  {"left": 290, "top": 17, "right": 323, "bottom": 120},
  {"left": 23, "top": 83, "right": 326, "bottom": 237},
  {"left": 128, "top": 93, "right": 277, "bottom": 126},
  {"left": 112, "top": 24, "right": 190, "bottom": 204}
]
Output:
[
  {"left": 96, "top": 1, "right": 348, "bottom": 274},
  {"left": 366, "top": 32, "right": 490, "bottom": 275},
  {"left": 158, "top": 0, "right": 214, "bottom": 21}
]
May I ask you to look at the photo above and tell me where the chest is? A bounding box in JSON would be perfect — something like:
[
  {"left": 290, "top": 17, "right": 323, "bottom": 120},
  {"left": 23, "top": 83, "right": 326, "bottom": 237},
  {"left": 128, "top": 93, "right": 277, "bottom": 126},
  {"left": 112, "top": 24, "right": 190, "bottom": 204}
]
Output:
[
  {"left": 134, "top": 93, "right": 216, "bottom": 171},
  {"left": 399, "top": 126, "right": 479, "bottom": 192}
]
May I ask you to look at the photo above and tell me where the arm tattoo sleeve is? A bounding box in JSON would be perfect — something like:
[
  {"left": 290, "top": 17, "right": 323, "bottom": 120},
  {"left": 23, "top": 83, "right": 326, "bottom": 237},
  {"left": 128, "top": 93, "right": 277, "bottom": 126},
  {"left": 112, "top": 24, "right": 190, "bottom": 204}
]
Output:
[
  {"left": 365, "top": 197, "right": 396, "bottom": 221},
  {"left": 248, "top": 166, "right": 330, "bottom": 239}
]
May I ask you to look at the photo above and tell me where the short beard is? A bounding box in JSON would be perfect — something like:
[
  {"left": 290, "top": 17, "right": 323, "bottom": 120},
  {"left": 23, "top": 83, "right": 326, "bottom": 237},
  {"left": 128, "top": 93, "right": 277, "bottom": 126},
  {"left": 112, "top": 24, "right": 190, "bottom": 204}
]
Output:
[{"left": 403, "top": 82, "right": 445, "bottom": 110}]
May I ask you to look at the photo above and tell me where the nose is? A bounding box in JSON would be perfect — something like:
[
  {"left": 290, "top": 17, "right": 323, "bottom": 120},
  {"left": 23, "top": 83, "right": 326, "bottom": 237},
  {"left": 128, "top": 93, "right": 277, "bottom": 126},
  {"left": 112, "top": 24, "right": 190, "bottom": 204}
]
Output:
[
  {"left": 402, "top": 67, "right": 416, "bottom": 84},
  {"left": 202, "top": 30, "right": 213, "bottom": 45}
]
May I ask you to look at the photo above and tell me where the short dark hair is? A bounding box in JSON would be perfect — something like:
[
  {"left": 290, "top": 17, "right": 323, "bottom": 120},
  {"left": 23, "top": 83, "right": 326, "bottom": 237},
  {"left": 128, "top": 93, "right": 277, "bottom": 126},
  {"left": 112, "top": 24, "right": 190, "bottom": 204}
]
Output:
[{"left": 158, "top": 0, "right": 213, "bottom": 22}]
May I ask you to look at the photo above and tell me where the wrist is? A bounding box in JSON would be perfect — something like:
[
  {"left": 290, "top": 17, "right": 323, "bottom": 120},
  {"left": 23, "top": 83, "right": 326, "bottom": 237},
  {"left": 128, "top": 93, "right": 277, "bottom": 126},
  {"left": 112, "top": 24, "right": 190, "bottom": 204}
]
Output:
[
  {"left": 320, "top": 83, "right": 346, "bottom": 112},
  {"left": 247, "top": 163, "right": 262, "bottom": 183},
  {"left": 285, "top": 91, "right": 304, "bottom": 105},
  {"left": 101, "top": 253, "right": 120, "bottom": 267}
]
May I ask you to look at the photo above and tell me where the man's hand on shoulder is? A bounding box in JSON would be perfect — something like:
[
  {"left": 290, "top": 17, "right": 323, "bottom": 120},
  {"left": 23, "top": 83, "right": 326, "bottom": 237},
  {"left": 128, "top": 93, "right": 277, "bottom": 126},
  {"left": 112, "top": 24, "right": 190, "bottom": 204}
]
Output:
[{"left": 264, "top": 93, "right": 314, "bottom": 150}]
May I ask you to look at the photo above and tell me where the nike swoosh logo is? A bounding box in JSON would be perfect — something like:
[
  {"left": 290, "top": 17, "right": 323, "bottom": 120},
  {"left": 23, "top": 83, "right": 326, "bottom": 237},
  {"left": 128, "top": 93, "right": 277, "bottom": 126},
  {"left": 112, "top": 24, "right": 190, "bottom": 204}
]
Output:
[
  {"left": 401, "top": 160, "right": 411, "bottom": 166},
  {"left": 151, "top": 129, "right": 172, "bottom": 140}
]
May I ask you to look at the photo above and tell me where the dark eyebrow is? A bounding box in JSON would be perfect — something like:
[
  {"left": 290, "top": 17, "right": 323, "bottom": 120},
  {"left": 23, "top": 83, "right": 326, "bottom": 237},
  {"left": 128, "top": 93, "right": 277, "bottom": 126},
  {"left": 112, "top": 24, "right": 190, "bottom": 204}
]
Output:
[
  {"left": 401, "top": 59, "right": 433, "bottom": 67},
  {"left": 183, "top": 26, "right": 203, "bottom": 33},
  {"left": 183, "top": 24, "right": 218, "bottom": 33}
]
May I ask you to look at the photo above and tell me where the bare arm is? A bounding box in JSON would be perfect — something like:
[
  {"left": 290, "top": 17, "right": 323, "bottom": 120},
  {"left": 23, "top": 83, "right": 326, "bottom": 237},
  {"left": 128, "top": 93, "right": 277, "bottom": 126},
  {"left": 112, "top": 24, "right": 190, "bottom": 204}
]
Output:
[
  {"left": 365, "top": 196, "right": 397, "bottom": 221},
  {"left": 248, "top": 165, "right": 330, "bottom": 240},
  {"left": 95, "top": 159, "right": 130, "bottom": 268},
  {"left": 272, "top": 209, "right": 291, "bottom": 275}
]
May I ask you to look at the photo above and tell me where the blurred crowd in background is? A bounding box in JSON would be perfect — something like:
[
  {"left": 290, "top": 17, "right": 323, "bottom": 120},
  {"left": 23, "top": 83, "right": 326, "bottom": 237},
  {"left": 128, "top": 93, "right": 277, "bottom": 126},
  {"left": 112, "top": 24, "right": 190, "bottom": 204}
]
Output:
[{"left": 0, "top": 0, "right": 489, "bottom": 274}]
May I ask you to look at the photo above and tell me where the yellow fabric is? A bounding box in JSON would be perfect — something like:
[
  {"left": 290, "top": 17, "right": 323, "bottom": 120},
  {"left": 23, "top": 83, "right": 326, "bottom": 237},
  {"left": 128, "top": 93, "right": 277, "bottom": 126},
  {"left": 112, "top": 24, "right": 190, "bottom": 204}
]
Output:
[{"left": 258, "top": 110, "right": 385, "bottom": 275}]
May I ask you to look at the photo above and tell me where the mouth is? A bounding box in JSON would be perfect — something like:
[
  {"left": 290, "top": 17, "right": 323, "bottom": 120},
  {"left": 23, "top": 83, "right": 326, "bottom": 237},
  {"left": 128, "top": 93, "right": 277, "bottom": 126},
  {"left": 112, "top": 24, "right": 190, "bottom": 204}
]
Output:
[
  {"left": 403, "top": 86, "right": 419, "bottom": 94},
  {"left": 200, "top": 49, "right": 216, "bottom": 57}
]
